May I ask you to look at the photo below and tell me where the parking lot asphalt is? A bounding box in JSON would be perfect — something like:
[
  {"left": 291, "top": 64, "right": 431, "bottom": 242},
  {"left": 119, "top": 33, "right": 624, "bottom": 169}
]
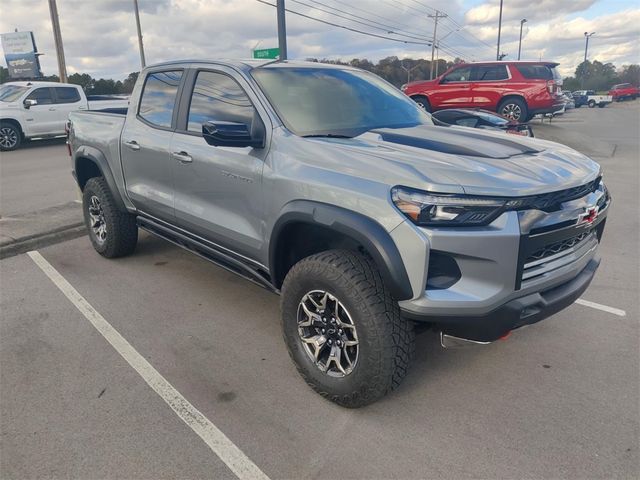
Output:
[
  {"left": 1, "top": 101, "right": 638, "bottom": 479},
  {"left": 0, "top": 138, "right": 77, "bottom": 217}
]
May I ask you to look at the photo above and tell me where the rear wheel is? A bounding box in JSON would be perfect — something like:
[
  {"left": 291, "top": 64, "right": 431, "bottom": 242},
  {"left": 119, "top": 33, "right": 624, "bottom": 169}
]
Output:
[
  {"left": 83, "top": 177, "right": 138, "bottom": 258},
  {"left": 498, "top": 98, "right": 528, "bottom": 122},
  {"left": 0, "top": 123, "right": 21, "bottom": 151},
  {"left": 588, "top": 100, "right": 596, "bottom": 108},
  {"left": 411, "top": 95, "right": 431, "bottom": 112},
  {"left": 281, "top": 250, "right": 415, "bottom": 408}
]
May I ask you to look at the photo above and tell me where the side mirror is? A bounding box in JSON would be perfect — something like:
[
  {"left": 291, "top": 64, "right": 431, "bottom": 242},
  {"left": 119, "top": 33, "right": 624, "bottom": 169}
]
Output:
[
  {"left": 202, "top": 120, "right": 264, "bottom": 148},
  {"left": 24, "top": 99, "right": 37, "bottom": 109}
]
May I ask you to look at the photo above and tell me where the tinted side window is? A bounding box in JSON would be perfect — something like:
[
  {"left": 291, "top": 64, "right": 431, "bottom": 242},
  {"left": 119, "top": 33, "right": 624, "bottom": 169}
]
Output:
[
  {"left": 54, "top": 87, "right": 81, "bottom": 103},
  {"left": 517, "top": 65, "right": 553, "bottom": 80},
  {"left": 442, "top": 67, "right": 471, "bottom": 82},
  {"left": 455, "top": 117, "right": 479, "bottom": 128},
  {"left": 473, "top": 65, "right": 509, "bottom": 81},
  {"left": 187, "top": 71, "right": 254, "bottom": 133},
  {"left": 138, "top": 70, "right": 183, "bottom": 128},
  {"left": 26, "top": 88, "right": 53, "bottom": 105}
]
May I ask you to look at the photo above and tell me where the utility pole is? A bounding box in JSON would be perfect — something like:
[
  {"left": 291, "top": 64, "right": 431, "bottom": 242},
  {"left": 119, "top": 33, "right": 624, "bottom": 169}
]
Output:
[
  {"left": 428, "top": 11, "right": 446, "bottom": 80},
  {"left": 518, "top": 19, "right": 527, "bottom": 60},
  {"left": 277, "top": 0, "right": 288, "bottom": 60},
  {"left": 47, "top": 0, "right": 67, "bottom": 82},
  {"left": 133, "top": 0, "right": 146, "bottom": 67},
  {"left": 496, "top": 0, "right": 504, "bottom": 61},
  {"left": 581, "top": 31, "right": 595, "bottom": 88}
]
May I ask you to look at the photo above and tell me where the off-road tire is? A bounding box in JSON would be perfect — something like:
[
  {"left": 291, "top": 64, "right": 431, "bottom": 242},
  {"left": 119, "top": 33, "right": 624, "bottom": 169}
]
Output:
[
  {"left": 281, "top": 249, "right": 415, "bottom": 408},
  {"left": 0, "top": 122, "right": 21, "bottom": 151},
  {"left": 83, "top": 177, "right": 138, "bottom": 258},
  {"left": 498, "top": 97, "right": 528, "bottom": 122},
  {"left": 411, "top": 95, "right": 431, "bottom": 112}
]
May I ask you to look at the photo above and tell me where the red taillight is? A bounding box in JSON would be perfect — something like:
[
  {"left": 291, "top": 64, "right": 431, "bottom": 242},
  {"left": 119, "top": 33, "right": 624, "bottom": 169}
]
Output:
[{"left": 546, "top": 80, "right": 555, "bottom": 94}]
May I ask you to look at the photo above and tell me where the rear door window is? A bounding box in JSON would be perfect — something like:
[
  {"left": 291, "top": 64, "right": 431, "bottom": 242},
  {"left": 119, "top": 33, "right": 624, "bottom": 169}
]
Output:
[
  {"left": 472, "top": 65, "right": 509, "bottom": 81},
  {"left": 138, "top": 70, "right": 183, "bottom": 128},
  {"left": 54, "top": 87, "right": 81, "bottom": 104},
  {"left": 25, "top": 87, "right": 54, "bottom": 105}
]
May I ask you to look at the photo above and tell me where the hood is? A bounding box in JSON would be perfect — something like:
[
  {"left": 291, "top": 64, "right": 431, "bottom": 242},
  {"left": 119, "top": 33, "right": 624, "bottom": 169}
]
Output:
[{"left": 298, "top": 125, "right": 601, "bottom": 197}]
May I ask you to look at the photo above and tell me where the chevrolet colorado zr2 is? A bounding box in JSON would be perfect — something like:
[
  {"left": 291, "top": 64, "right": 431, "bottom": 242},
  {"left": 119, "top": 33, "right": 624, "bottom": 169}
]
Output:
[{"left": 67, "top": 60, "right": 609, "bottom": 407}]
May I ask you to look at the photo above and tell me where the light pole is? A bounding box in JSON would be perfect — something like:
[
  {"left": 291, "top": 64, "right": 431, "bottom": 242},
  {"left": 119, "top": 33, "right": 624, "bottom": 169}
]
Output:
[
  {"left": 277, "top": 0, "right": 287, "bottom": 60},
  {"left": 518, "top": 19, "right": 527, "bottom": 60},
  {"left": 581, "top": 31, "right": 595, "bottom": 88},
  {"left": 133, "top": 0, "right": 146, "bottom": 67},
  {"left": 47, "top": 0, "right": 67, "bottom": 82},
  {"left": 496, "top": 0, "right": 504, "bottom": 61}
]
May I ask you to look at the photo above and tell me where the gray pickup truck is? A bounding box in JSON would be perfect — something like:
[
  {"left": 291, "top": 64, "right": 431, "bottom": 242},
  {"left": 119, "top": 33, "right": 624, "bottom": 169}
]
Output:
[{"left": 68, "top": 60, "right": 609, "bottom": 407}]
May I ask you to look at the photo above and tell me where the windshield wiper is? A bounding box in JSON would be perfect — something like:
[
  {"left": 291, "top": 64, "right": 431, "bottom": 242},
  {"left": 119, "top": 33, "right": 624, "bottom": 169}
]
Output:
[{"left": 302, "top": 134, "right": 354, "bottom": 139}]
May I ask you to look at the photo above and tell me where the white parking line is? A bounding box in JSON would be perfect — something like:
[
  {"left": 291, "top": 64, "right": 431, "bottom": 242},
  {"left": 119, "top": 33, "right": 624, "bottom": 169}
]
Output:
[
  {"left": 575, "top": 298, "right": 626, "bottom": 317},
  {"left": 27, "top": 250, "right": 270, "bottom": 480}
]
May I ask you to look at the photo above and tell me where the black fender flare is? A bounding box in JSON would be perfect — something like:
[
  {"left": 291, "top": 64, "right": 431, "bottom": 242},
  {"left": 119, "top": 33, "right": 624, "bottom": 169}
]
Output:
[
  {"left": 269, "top": 200, "right": 414, "bottom": 300},
  {"left": 74, "top": 145, "right": 127, "bottom": 211}
]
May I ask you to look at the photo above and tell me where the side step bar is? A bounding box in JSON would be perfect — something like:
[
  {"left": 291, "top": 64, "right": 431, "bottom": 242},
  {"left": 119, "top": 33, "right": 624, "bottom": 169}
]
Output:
[{"left": 137, "top": 216, "right": 278, "bottom": 294}]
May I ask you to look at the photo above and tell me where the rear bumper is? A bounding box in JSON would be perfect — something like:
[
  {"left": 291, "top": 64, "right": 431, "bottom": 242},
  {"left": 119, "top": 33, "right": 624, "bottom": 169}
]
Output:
[
  {"left": 402, "top": 257, "right": 599, "bottom": 342},
  {"left": 530, "top": 102, "right": 565, "bottom": 116}
]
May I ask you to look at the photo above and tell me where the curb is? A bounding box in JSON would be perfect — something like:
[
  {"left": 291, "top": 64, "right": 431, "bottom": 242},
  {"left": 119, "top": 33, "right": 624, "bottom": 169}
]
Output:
[{"left": 0, "top": 223, "right": 87, "bottom": 259}]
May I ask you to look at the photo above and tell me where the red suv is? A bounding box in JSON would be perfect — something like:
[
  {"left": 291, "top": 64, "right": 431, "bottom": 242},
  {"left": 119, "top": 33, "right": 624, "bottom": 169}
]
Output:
[
  {"left": 609, "top": 83, "right": 639, "bottom": 101},
  {"left": 402, "top": 61, "right": 564, "bottom": 122}
]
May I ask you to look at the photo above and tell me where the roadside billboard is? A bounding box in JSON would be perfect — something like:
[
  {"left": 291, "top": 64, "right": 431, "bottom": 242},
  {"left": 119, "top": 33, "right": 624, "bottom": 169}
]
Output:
[{"left": 1, "top": 31, "right": 42, "bottom": 79}]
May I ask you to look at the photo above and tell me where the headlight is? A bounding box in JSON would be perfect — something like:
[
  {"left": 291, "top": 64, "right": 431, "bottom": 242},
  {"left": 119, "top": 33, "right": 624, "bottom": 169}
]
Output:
[{"left": 391, "top": 186, "right": 507, "bottom": 226}]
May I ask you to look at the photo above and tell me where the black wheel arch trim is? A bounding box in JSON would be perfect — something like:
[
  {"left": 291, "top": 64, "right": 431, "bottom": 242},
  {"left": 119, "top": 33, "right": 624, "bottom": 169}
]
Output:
[
  {"left": 269, "top": 200, "right": 414, "bottom": 300},
  {"left": 73, "top": 145, "right": 127, "bottom": 211}
]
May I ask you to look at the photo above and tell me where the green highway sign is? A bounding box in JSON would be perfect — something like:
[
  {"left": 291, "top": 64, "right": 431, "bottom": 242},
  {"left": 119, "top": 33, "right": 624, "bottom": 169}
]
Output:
[{"left": 253, "top": 47, "right": 280, "bottom": 60}]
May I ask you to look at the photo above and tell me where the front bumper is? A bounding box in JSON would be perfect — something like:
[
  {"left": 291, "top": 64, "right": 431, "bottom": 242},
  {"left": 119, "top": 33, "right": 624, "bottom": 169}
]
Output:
[
  {"left": 403, "top": 256, "right": 599, "bottom": 342},
  {"left": 397, "top": 188, "right": 609, "bottom": 341}
]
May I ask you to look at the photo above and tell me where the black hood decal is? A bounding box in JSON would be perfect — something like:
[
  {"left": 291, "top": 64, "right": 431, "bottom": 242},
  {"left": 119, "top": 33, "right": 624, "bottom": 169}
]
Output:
[{"left": 370, "top": 126, "right": 542, "bottom": 159}]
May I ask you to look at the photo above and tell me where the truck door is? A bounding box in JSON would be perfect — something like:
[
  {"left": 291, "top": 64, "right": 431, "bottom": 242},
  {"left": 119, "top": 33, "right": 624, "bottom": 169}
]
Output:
[
  {"left": 51, "top": 86, "right": 86, "bottom": 134},
  {"left": 22, "top": 87, "right": 58, "bottom": 135},
  {"left": 120, "top": 69, "right": 184, "bottom": 221},
  {"left": 431, "top": 66, "right": 473, "bottom": 108},
  {"left": 170, "top": 68, "right": 267, "bottom": 259}
]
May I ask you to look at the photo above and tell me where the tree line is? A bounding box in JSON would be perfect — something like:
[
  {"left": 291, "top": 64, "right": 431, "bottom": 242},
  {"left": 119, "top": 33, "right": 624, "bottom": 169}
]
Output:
[{"left": 1, "top": 57, "right": 638, "bottom": 93}]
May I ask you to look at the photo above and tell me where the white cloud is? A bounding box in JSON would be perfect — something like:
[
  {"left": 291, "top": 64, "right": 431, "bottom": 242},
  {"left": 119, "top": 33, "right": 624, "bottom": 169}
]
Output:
[{"left": 0, "top": 0, "right": 638, "bottom": 80}]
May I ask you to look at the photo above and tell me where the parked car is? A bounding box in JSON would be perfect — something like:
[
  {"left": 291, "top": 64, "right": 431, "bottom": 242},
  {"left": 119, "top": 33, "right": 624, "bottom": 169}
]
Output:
[
  {"left": 608, "top": 83, "right": 639, "bottom": 101},
  {"left": 0, "top": 81, "right": 128, "bottom": 151},
  {"left": 401, "top": 61, "right": 565, "bottom": 122},
  {"left": 431, "top": 108, "right": 534, "bottom": 136},
  {"left": 572, "top": 90, "right": 612, "bottom": 108},
  {"left": 68, "top": 60, "right": 609, "bottom": 407},
  {"left": 561, "top": 91, "right": 575, "bottom": 109}
]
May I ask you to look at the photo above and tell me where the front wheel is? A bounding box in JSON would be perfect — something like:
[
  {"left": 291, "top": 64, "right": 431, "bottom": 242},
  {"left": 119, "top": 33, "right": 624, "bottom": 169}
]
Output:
[
  {"left": 281, "top": 250, "right": 415, "bottom": 408},
  {"left": 588, "top": 100, "right": 596, "bottom": 108},
  {"left": 0, "top": 123, "right": 21, "bottom": 151},
  {"left": 498, "top": 98, "right": 528, "bottom": 122},
  {"left": 411, "top": 96, "right": 431, "bottom": 112},
  {"left": 83, "top": 177, "right": 138, "bottom": 258}
]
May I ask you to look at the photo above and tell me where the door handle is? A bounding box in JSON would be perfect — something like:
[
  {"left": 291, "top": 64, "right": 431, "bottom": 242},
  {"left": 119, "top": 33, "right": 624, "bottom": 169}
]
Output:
[
  {"left": 49, "top": 107, "right": 56, "bottom": 111},
  {"left": 172, "top": 151, "right": 193, "bottom": 163},
  {"left": 124, "top": 140, "right": 140, "bottom": 151}
]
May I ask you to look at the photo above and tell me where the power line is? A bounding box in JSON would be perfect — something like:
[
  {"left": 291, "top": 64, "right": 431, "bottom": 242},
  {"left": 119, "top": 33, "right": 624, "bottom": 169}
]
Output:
[
  {"left": 290, "top": 0, "right": 433, "bottom": 42},
  {"left": 255, "top": 0, "right": 432, "bottom": 45},
  {"left": 314, "top": 0, "right": 435, "bottom": 41}
]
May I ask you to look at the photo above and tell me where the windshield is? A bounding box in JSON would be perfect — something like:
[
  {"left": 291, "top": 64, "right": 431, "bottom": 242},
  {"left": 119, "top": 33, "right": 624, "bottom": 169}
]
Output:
[
  {"left": 0, "top": 85, "right": 29, "bottom": 102},
  {"left": 252, "top": 67, "right": 432, "bottom": 137}
]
